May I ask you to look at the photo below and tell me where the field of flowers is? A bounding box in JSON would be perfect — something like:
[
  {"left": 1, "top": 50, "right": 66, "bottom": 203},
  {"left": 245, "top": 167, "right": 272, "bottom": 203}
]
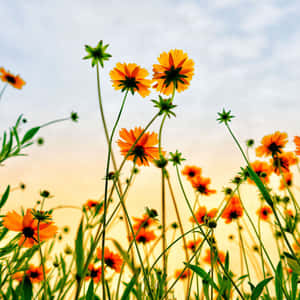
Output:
[{"left": 0, "top": 41, "right": 299, "bottom": 300}]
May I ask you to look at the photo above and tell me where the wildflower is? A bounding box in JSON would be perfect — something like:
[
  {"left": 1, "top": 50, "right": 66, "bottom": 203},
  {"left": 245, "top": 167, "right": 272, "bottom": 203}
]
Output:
[
  {"left": 37, "top": 137, "right": 44, "bottom": 145},
  {"left": 217, "top": 109, "right": 235, "bottom": 125},
  {"left": 223, "top": 187, "right": 233, "bottom": 195},
  {"left": 40, "top": 190, "right": 50, "bottom": 198},
  {"left": 97, "top": 247, "right": 123, "bottom": 273},
  {"left": 256, "top": 131, "right": 288, "bottom": 157},
  {"left": 0, "top": 67, "right": 26, "bottom": 89},
  {"left": 228, "top": 234, "right": 234, "bottom": 240},
  {"left": 279, "top": 172, "right": 293, "bottom": 190},
  {"left": 63, "top": 226, "right": 70, "bottom": 233},
  {"left": 191, "top": 176, "right": 216, "bottom": 196},
  {"left": 221, "top": 195, "right": 243, "bottom": 224},
  {"left": 110, "top": 63, "right": 152, "bottom": 97},
  {"left": 3, "top": 209, "right": 57, "bottom": 247},
  {"left": 270, "top": 152, "right": 297, "bottom": 175},
  {"left": 174, "top": 269, "right": 191, "bottom": 280},
  {"left": 169, "top": 150, "right": 185, "bottom": 166},
  {"left": 247, "top": 161, "right": 271, "bottom": 184},
  {"left": 185, "top": 238, "right": 202, "bottom": 252},
  {"left": 20, "top": 183, "right": 26, "bottom": 190},
  {"left": 171, "top": 222, "right": 178, "bottom": 229},
  {"left": 182, "top": 165, "right": 202, "bottom": 181},
  {"left": 84, "top": 199, "right": 103, "bottom": 212},
  {"left": 117, "top": 127, "right": 161, "bottom": 166},
  {"left": 85, "top": 264, "right": 102, "bottom": 283},
  {"left": 13, "top": 265, "right": 48, "bottom": 283},
  {"left": 133, "top": 213, "right": 157, "bottom": 231},
  {"left": 190, "top": 206, "right": 217, "bottom": 224},
  {"left": 131, "top": 228, "right": 156, "bottom": 244},
  {"left": 285, "top": 209, "right": 294, "bottom": 218},
  {"left": 152, "top": 95, "right": 177, "bottom": 117},
  {"left": 152, "top": 49, "right": 194, "bottom": 95},
  {"left": 64, "top": 245, "right": 73, "bottom": 255},
  {"left": 203, "top": 248, "right": 226, "bottom": 265},
  {"left": 256, "top": 206, "right": 272, "bottom": 221},
  {"left": 294, "top": 136, "right": 300, "bottom": 155},
  {"left": 83, "top": 40, "right": 111, "bottom": 67}
]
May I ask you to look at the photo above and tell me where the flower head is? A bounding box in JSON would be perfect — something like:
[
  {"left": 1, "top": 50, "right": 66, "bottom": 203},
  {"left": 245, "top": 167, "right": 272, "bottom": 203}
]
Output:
[
  {"left": 0, "top": 67, "right": 26, "bottom": 89},
  {"left": 270, "top": 152, "right": 297, "bottom": 175},
  {"left": 83, "top": 40, "right": 111, "bottom": 67},
  {"left": 256, "top": 131, "right": 288, "bottom": 157},
  {"left": 131, "top": 228, "right": 156, "bottom": 244},
  {"left": 279, "top": 172, "right": 293, "bottom": 190},
  {"left": 191, "top": 176, "right": 216, "bottom": 196},
  {"left": 174, "top": 269, "right": 191, "bottom": 280},
  {"left": 221, "top": 196, "right": 243, "bottom": 224},
  {"left": 169, "top": 150, "right": 185, "bottom": 166},
  {"left": 203, "top": 249, "right": 226, "bottom": 265},
  {"left": 152, "top": 49, "right": 194, "bottom": 95},
  {"left": 185, "top": 238, "right": 202, "bottom": 252},
  {"left": 247, "top": 161, "right": 271, "bottom": 184},
  {"left": 190, "top": 206, "right": 217, "bottom": 224},
  {"left": 3, "top": 209, "right": 57, "bottom": 247},
  {"left": 110, "top": 63, "right": 152, "bottom": 97},
  {"left": 84, "top": 199, "right": 103, "bottom": 213},
  {"left": 294, "top": 136, "right": 300, "bottom": 156},
  {"left": 133, "top": 213, "right": 157, "bottom": 231},
  {"left": 117, "top": 127, "right": 161, "bottom": 166},
  {"left": 152, "top": 95, "right": 177, "bottom": 117},
  {"left": 13, "top": 265, "right": 48, "bottom": 283},
  {"left": 85, "top": 264, "right": 102, "bottom": 283},
  {"left": 217, "top": 109, "right": 235, "bottom": 125},
  {"left": 182, "top": 165, "right": 202, "bottom": 181},
  {"left": 256, "top": 206, "right": 272, "bottom": 221},
  {"left": 97, "top": 247, "right": 123, "bottom": 273}
]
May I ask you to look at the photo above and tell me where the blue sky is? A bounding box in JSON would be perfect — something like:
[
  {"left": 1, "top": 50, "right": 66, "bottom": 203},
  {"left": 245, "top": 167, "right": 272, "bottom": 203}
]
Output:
[{"left": 1, "top": 0, "right": 300, "bottom": 217}]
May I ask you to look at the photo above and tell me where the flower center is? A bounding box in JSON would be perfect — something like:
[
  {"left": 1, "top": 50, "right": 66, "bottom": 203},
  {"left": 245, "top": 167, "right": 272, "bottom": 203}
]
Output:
[
  {"left": 196, "top": 184, "right": 206, "bottom": 194},
  {"left": 30, "top": 271, "right": 39, "bottom": 278},
  {"left": 131, "top": 145, "right": 147, "bottom": 163},
  {"left": 162, "top": 66, "right": 186, "bottom": 88},
  {"left": 105, "top": 258, "right": 115, "bottom": 268},
  {"left": 188, "top": 171, "right": 195, "bottom": 177},
  {"left": 5, "top": 75, "right": 16, "bottom": 84},
  {"left": 90, "top": 269, "right": 99, "bottom": 278},
  {"left": 137, "top": 235, "right": 147, "bottom": 243},
  {"left": 229, "top": 211, "right": 239, "bottom": 219},
  {"left": 262, "top": 210, "right": 268, "bottom": 216},
  {"left": 23, "top": 226, "right": 35, "bottom": 238},
  {"left": 268, "top": 142, "right": 281, "bottom": 154}
]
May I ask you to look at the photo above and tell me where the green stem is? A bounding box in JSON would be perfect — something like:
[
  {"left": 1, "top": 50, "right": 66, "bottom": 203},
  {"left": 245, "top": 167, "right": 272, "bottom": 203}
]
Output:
[
  {"left": 40, "top": 117, "right": 70, "bottom": 128},
  {"left": 37, "top": 221, "right": 48, "bottom": 300},
  {"left": 0, "top": 83, "right": 8, "bottom": 101}
]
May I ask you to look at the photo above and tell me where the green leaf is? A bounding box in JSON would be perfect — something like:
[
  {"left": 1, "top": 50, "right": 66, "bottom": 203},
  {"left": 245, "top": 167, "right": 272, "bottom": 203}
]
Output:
[
  {"left": 275, "top": 262, "right": 283, "bottom": 300},
  {"left": 22, "top": 276, "right": 33, "bottom": 299},
  {"left": 121, "top": 270, "right": 140, "bottom": 300},
  {"left": 86, "top": 280, "right": 94, "bottom": 300},
  {"left": 284, "top": 252, "right": 300, "bottom": 275},
  {"left": 291, "top": 272, "right": 298, "bottom": 300},
  {"left": 0, "top": 185, "right": 10, "bottom": 210},
  {"left": 185, "top": 263, "right": 219, "bottom": 292},
  {"left": 250, "top": 277, "right": 273, "bottom": 300},
  {"left": 75, "top": 218, "right": 84, "bottom": 277},
  {"left": 21, "top": 127, "right": 40, "bottom": 145}
]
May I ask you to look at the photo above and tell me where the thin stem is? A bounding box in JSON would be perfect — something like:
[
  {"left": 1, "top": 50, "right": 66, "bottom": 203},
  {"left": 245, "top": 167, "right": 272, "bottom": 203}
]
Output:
[
  {"left": 0, "top": 83, "right": 8, "bottom": 101},
  {"left": 37, "top": 221, "right": 48, "bottom": 300},
  {"left": 40, "top": 117, "right": 70, "bottom": 128}
]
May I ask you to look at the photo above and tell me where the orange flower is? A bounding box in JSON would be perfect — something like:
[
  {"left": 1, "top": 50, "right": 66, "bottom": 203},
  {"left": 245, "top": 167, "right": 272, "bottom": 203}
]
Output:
[
  {"left": 185, "top": 238, "right": 202, "bottom": 252},
  {"left": 285, "top": 209, "right": 294, "bottom": 218},
  {"left": 256, "top": 131, "right": 288, "bottom": 157},
  {"left": 3, "top": 209, "right": 57, "bottom": 247},
  {"left": 117, "top": 127, "right": 161, "bottom": 166},
  {"left": 203, "top": 249, "right": 226, "bottom": 265},
  {"left": 85, "top": 264, "right": 102, "bottom": 283},
  {"left": 97, "top": 247, "right": 123, "bottom": 273},
  {"left": 294, "top": 136, "right": 300, "bottom": 155},
  {"left": 279, "top": 172, "right": 293, "bottom": 190},
  {"left": 270, "top": 152, "right": 297, "bottom": 175},
  {"left": 0, "top": 67, "right": 26, "bottom": 89},
  {"left": 221, "top": 196, "right": 243, "bottom": 224},
  {"left": 174, "top": 269, "right": 191, "bottom": 280},
  {"left": 256, "top": 206, "right": 272, "bottom": 221},
  {"left": 133, "top": 214, "right": 156, "bottom": 231},
  {"left": 84, "top": 199, "right": 103, "bottom": 212},
  {"left": 152, "top": 49, "right": 194, "bottom": 95},
  {"left": 190, "top": 206, "right": 217, "bottom": 224},
  {"left": 293, "top": 239, "right": 300, "bottom": 252},
  {"left": 130, "top": 228, "right": 156, "bottom": 244},
  {"left": 191, "top": 176, "right": 216, "bottom": 196},
  {"left": 247, "top": 161, "right": 271, "bottom": 184},
  {"left": 110, "top": 63, "right": 152, "bottom": 97},
  {"left": 182, "top": 165, "right": 202, "bottom": 181},
  {"left": 13, "top": 265, "right": 48, "bottom": 283}
]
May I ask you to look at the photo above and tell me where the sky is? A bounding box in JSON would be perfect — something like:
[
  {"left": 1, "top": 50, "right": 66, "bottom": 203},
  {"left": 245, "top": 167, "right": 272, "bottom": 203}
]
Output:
[{"left": 1, "top": 0, "right": 300, "bottom": 290}]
